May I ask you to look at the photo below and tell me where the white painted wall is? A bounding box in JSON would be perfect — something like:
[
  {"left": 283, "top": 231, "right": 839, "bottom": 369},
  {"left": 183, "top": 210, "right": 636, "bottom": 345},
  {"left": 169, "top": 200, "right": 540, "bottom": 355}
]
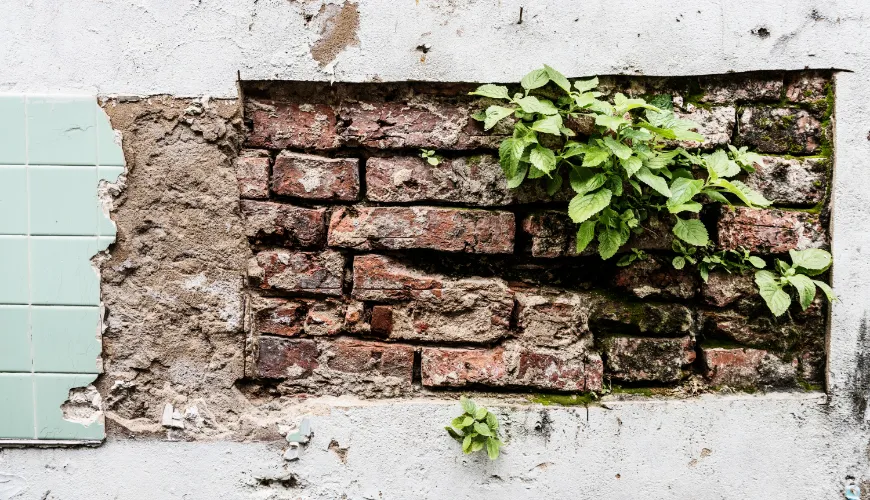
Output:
[{"left": 4, "top": 0, "right": 870, "bottom": 498}]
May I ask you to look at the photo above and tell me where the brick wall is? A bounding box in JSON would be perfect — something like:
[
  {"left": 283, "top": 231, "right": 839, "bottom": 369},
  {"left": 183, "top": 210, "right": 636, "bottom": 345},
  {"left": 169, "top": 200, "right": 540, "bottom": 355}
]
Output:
[{"left": 237, "top": 71, "right": 832, "bottom": 397}]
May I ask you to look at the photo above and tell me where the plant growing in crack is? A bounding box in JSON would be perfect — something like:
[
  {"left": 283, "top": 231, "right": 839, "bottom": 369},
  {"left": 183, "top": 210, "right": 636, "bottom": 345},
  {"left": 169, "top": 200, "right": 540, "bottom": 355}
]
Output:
[
  {"left": 446, "top": 397, "right": 503, "bottom": 460},
  {"left": 470, "top": 65, "right": 835, "bottom": 316}
]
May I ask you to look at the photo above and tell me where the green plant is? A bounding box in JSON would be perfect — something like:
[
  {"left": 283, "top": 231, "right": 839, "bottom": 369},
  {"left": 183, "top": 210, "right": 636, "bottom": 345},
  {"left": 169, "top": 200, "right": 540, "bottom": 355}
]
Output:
[
  {"left": 672, "top": 242, "right": 766, "bottom": 281},
  {"left": 616, "top": 248, "right": 647, "bottom": 267},
  {"left": 755, "top": 249, "right": 835, "bottom": 316},
  {"left": 445, "top": 397, "right": 503, "bottom": 460},
  {"left": 420, "top": 148, "right": 443, "bottom": 166}
]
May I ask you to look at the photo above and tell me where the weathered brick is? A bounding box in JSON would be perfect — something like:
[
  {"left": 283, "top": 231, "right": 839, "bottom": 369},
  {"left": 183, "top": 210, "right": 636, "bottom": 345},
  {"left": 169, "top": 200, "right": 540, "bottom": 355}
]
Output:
[
  {"left": 366, "top": 156, "right": 570, "bottom": 206},
  {"left": 743, "top": 156, "right": 828, "bottom": 206},
  {"left": 512, "top": 349, "right": 603, "bottom": 392},
  {"left": 257, "top": 337, "right": 319, "bottom": 379},
  {"left": 698, "top": 75, "right": 783, "bottom": 104},
  {"left": 234, "top": 151, "right": 270, "bottom": 199},
  {"left": 343, "top": 300, "right": 370, "bottom": 334},
  {"left": 717, "top": 206, "right": 827, "bottom": 253},
  {"left": 701, "top": 271, "right": 756, "bottom": 308},
  {"left": 737, "top": 107, "right": 823, "bottom": 154},
  {"left": 515, "top": 290, "right": 593, "bottom": 347},
  {"left": 304, "top": 299, "right": 346, "bottom": 336},
  {"left": 272, "top": 152, "right": 360, "bottom": 201},
  {"left": 337, "top": 99, "right": 503, "bottom": 150},
  {"left": 352, "top": 255, "right": 514, "bottom": 343},
  {"left": 675, "top": 106, "right": 735, "bottom": 149},
  {"left": 703, "top": 347, "right": 797, "bottom": 388},
  {"left": 251, "top": 297, "right": 346, "bottom": 336},
  {"left": 328, "top": 206, "right": 515, "bottom": 254},
  {"left": 247, "top": 249, "right": 345, "bottom": 296},
  {"left": 421, "top": 347, "right": 507, "bottom": 387},
  {"left": 784, "top": 72, "right": 829, "bottom": 103},
  {"left": 240, "top": 200, "right": 326, "bottom": 248},
  {"left": 603, "top": 336, "right": 696, "bottom": 383},
  {"left": 591, "top": 299, "right": 696, "bottom": 337},
  {"left": 246, "top": 100, "right": 339, "bottom": 150},
  {"left": 700, "top": 299, "right": 825, "bottom": 350},
  {"left": 326, "top": 339, "right": 414, "bottom": 380},
  {"left": 612, "top": 257, "right": 698, "bottom": 300}
]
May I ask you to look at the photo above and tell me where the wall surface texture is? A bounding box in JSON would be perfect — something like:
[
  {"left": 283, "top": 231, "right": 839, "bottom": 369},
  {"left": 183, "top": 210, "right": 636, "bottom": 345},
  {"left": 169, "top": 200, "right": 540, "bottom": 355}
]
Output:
[{"left": 3, "top": 1, "right": 870, "bottom": 499}]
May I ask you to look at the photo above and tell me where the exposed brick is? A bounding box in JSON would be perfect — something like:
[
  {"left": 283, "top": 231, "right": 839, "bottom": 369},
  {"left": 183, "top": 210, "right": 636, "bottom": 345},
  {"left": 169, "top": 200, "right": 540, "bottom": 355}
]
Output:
[
  {"left": 247, "top": 249, "right": 345, "bottom": 296},
  {"left": 515, "top": 290, "right": 593, "bottom": 347},
  {"left": 717, "top": 206, "right": 827, "bottom": 254},
  {"left": 272, "top": 152, "right": 360, "bottom": 201},
  {"left": 246, "top": 100, "right": 339, "bottom": 150},
  {"left": 352, "top": 254, "right": 443, "bottom": 301},
  {"left": 744, "top": 156, "right": 828, "bottom": 206},
  {"left": 737, "top": 107, "right": 823, "bottom": 154},
  {"left": 421, "top": 347, "right": 507, "bottom": 387},
  {"left": 304, "top": 299, "right": 346, "bottom": 336},
  {"left": 252, "top": 297, "right": 309, "bottom": 337},
  {"left": 612, "top": 257, "right": 698, "bottom": 300},
  {"left": 328, "top": 206, "right": 514, "bottom": 254},
  {"left": 675, "top": 106, "right": 735, "bottom": 149},
  {"left": 326, "top": 340, "right": 414, "bottom": 380},
  {"left": 698, "top": 75, "right": 783, "bottom": 104},
  {"left": 703, "top": 347, "right": 797, "bottom": 388},
  {"left": 592, "top": 299, "right": 696, "bottom": 337},
  {"left": 603, "top": 336, "right": 696, "bottom": 382},
  {"left": 784, "top": 72, "right": 830, "bottom": 103},
  {"left": 240, "top": 200, "right": 326, "bottom": 248},
  {"left": 366, "top": 156, "right": 571, "bottom": 206},
  {"left": 513, "top": 349, "right": 603, "bottom": 392},
  {"left": 257, "top": 337, "right": 319, "bottom": 379},
  {"left": 701, "top": 272, "right": 756, "bottom": 308},
  {"left": 234, "top": 151, "right": 270, "bottom": 199},
  {"left": 700, "top": 299, "right": 825, "bottom": 351},
  {"left": 370, "top": 305, "right": 393, "bottom": 335}
]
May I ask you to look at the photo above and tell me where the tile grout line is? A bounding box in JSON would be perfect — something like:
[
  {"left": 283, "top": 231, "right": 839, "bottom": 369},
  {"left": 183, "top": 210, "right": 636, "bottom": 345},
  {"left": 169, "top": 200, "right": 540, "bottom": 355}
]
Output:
[{"left": 25, "top": 94, "right": 37, "bottom": 440}]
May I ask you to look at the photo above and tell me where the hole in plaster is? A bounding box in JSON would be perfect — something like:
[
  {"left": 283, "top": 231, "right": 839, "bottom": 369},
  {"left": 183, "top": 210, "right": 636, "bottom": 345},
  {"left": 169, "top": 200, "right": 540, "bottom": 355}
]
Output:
[
  {"left": 61, "top": 385, "right": 103, "bottom": 426},
  {"left": 751, "top": 26, "right": 771, "bottom": 39}
]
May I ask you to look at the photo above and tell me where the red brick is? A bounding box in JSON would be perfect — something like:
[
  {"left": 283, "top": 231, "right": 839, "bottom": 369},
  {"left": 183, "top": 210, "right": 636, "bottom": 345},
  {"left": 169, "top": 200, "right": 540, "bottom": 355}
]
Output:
[
  {"left": 365, "top": 156, "right": 570, "bottom": 206},
  {"left": 234, "top": 151, "right": 270, "bottom": 199},
  {"left": 247, "top": 249, "right": 345, "bottom": 296},
  {"left": 326, "top": 340, "right": 414, "bottom": 380},
  {"left": 592, "top": 299, "right": 696, "bottom": 337},
  {"left": 737, "top": 107, "right": 823, "bottom": 154},
  {"left": 352, "top": 254, "right": 443, "bottom": 301},
  {"left": 743, "top": 156, "right": 828, "bottom": 206},
  {"left": 304, "top": 299, "right": 346, "bottom": 336},
  {"left": 703, "top": 347, "right": 797, "bottom": 388},
  {"left": 603, "top": 336, "right": 696, "bottom": 382},
  {"left": 257, "top": 337, "right": 319, "bottom": 379},
  {"left": 252, "top": 297, "right": 309, "bottom": 337},
  {"left": 701, "top": 272, "right": 756, "bottom": 308},
  {"left": 698, "top": 75, "right": 783, "bottom": 104},
  {"left": 272, "top": 152, "right": 359, "bottom": 201},
  {"left": 421, "top": 347, "right": 506, "bottom": 387},
  {"left": 370, "top": 305, "right": 393, "bottom": 335},
  {"left": 240, "top": 200, "right": 326, "bottom": 248},
  {"left": 246, "top": 100, "right": 339, "bottom": 150},
  {"left": 700, "top": 300, "right": 825, "bottom": 350},
  {"left": 784, "top": 71, "right": 829, "bottom": 103},
  {"left": 328, "top": 206, "right": 514, "bottom": 254},
  {"left": 515, "top": 290, "right": 593, "bottom": 347},
  {"left": 674, "top": 106, "right": 735, "bottom": 149},
  {"left": 612, "top": 257, "right": 698, "bottom": 300},
  {"left": 513, "top": 350, "right": 603, "bottom": 392},
  {"left": 717, "top": 206, "right": 827, "bottom": 254}
]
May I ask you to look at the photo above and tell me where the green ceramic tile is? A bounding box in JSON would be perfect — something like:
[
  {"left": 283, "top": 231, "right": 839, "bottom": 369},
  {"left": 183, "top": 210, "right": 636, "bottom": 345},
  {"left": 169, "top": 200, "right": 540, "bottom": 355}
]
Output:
[
  {"left": 33, "top": 373, "right": 104, "bottom": 440},
  {"left": 0, "top": 166, "right": 28, "bottom": 235},
  {"left": 29, "top": 166, "right": 98, "bottom": 236},
  {"left": 30, "top": 237, "right": 101, "bottom": 306},
  {"left": 27, "top": 96, "right": 97, "bottom": 166},
  {"left": 0, "top": 236, "right": 29, "bottom": 304},
  {"left": 0, "top": 96, "right": 26, "bottom": 164},
  {"left": 31, "top": 306, "right": 101, "bottom": 374},
  {"left": 96, "top": 107, "right": 125, "bottom": 167},
  {"left": 0, "top": 373, "right": 35, "bottom": 439},
  {"left": 0, "top": 305, "right": 31, "bottom": 373}
]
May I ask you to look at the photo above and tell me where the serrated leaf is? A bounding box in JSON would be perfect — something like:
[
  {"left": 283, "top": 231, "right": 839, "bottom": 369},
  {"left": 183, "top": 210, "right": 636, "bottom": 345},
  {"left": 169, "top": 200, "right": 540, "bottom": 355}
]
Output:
[
  {"left": 484, "top": 105, "right": 515, "bottom": 130},
  {"left": 568, "top": 189, "right": 612, "bottom": 224},
  {"left": 530, "top": 146, "right": 557, "bottom": 174},
  {"left": 703, "top": 189, "right": 730, "bottom": 204},
  {"left": 445, "top": 426, "right": 463, "bottom": 441},
  {"left": 576, "top": 221, "right": 596, "bottom": 253},
  {"left": 667, "top": 201, "right": 703, "bottom": 214},
  {"left": 546, "top": 172, "right": 563, "bottom": 195},
  {"left": 729, "top": 179, "right": 771, "bottom": 207},
  {"left": 573, "top": 77, "right": 599, "bottom": 93},
  {"left": 569, "top": 169, "right": 606, "bottom": 195},
  {"left": 543, "top": 64, "right": 570, "bottom": 92},
  {"left": 462, "top": 434, "right": 473, "bottom": 453},
  {"left": 598, "top": 228, "right": 623, "bottom": 260},
  {"left": 469, "top": 84, "right": 510, "bottom": 100},
  {"left": 582, "top": 146, "right": 610, "bottom": 167},
  {"left": 748, "top": 256, "right": 767, "bottom": 269},
  {"left": 620, "top": 156, "right": 643, "bottom": 177},
  {"left": 711, "top": 179, "right": 756, "bottom": 207},
  {"left": 603, "top": 136, "right": 632, "bottom": 160},
  {"left": 608, "top": 175, "right": 623, "bottom": 196},
  {"left": 506, "top": 163, "right": 528, "bottom": 188},
  {"left": 531, "top": 114, "right": 563, "bottom": 136},
  {"left": 515, "top": 96, "right": 559, "bottom": 115},
  {"left": 527, "top": 165, "right": 548, "bottom": 179},
  {"left": 636, "top": 167, "right": 672, "bottom": 197},
  {"left": 474, "top": 407, "right": 488, "bottom": 420},
  {"left": 473, "top": 422, "right": 492, "bottom": 437},
  {"left": 789, "top": 248, "right": 832, "bottom": 272},
  {"left": 787, "top": 274, "right": 817, "bottom": 311},
  {"left": 812, "top": 280, "right": 836, "bottom": 302},
  {"left": 673, "top": 217, "right": 709, "bottom": 246},
  {"left": 705, "top": 150, "right": 741, "bottom": 179},
  {"left": 485, "top": 412, "right": 498, "bottom": 429},
  {"left": 499, "top": 138, "right": 519, "bottom": 178},
  {"left": 668, "top": 177, "right": 704, "bottom": 206},
  {"left": 614, "top": 93, "right": 658, "bottom": 114},
  {"left": 460, "top": 397, "right": 476, "bottom": 415},
  {"left": 471, "top": 439, "right": 485, "bottom": 452},
  {"left": 672, "top": 256, "right": 686, "bottom": 270},
  {"left": 595, "top": 114, "right": 629, "bottom": 132},
  {"left": 486, "top": 437, "right": 500, "bottom": 460},
  {"left": 756, "top": 270, "right": 791, "bottom": 316},
  {"left": 521, "top": 68, "right": 549, "bottom": 90}
]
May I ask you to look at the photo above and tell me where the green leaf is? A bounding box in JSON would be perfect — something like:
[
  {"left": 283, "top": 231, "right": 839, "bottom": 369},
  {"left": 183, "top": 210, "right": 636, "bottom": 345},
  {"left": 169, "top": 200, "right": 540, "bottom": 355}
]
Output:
[
  {"left": 485, "top": 412, "right": 498, "bottom": 429},
  {"left": 787, "top": 274, "right": 817, "bottom": 311},
  {"left": 445, "top": 426, "right": 463, "bottom": 441},
  {"left": 506, "top": 163, "right": 528, "bottom": 188},
  {"left": 613, "top": 93, "right": 658, "bottom": 114},
  {"left": 483, "top": 105, "right": 515, "bottom": 130},
  {"left": 789, "top": 249, "right": 832, "bottom": 272},
  {"left": 812, "top": 280, "right": 836, "bottom": 302},
  {"left": 598, "top": 228, "right": 623, "bottom": 260},
  {"left": 543, "top": 64, "right": 571, "bottom": 92},
  {"left": 462, "top": 434, "right": 473, "bottom": 453},
  {"left": 576, "top": 221, "right": 596, "bottom": 253},
  {"left": 668, "top": 177, "right": 704, "bottom": 206},
  {"left": 747, "top": 256, "right": 767, "bottom": 269},
  {"left": 672, "top": 256, "right": 686, "bottom": 270},
  {"left": 568, "top": 189, "right": 612, "bottom": 224},
  {"left": 673, "top": 217, "right": 709, "bottom": 246},
  {"left": 573, "top": 77, "right": 599, "bottom": 93},
  {"left": 527, "top": 165, "right": 548, "bottom": 179},
  {"left": 545, "top": 172, "right": 563, "bottom": 196},
  {"left": 756, "top": 270, "right": 791, "bottom": 317},
  {"left": 603, "top": 136, "right": 632, "bottom": 160},
  {"left": 473, "top": 422, "right": 492, "bottom": 437},
  {"left": 667, "top": 201, "right": 703, "bottom": 214},
  {"left": 620, "top": 156, "right": 643, "bottom": 177},
  {"left": 531, "top": 114, "right": 563, "bottom": 136},
  {"left": 515, "top": 96, "right": 559, "bottom": 115},
  {"left": 471, "top": 440, "right": 485, "bottom": 452},
  {"left": 636, "top": 167, "right": 672, "bottom": 197},
  {"left": 521, "top": 68, "right": 549, "bottom": 90},
  {"left": 710, "top": 179, "right": 759, "bottom": 207},
  {"left": 569, "top": 170, "right": 606, "bottom": 196},
  {"left": 703, "top": 189, "right": 730, "bottom": 204},
  {"left": 705, "top": 150, "right": 741, "bottom": 179},
  {"left": 469, "top": 84, "right": 510, "bottom": 100},
  {"left": 474, "top": 407, "right": 488, "bottom": 421},
  {"left": 460, "top": 397, "right": 476, "bottom": 415},
  {"left": 595, "top": 114, "right": 629, "bottom": 132},
  {"left": 530, "top": 146, "right": 557, "bottom": 174},
  {"left": 582, "top": 146, "right": 610, "bottom": 167},
  {"left": 486, "top": 437, "right": 500, "bottom": 460},
  {"left": 728, "top": 179, "right": 772, "bottom": 207}
]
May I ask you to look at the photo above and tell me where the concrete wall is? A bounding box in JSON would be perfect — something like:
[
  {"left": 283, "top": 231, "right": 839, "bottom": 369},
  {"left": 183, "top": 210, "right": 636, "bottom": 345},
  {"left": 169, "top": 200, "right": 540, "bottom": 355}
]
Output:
[{"left": 3, "top": 1, "right": 870, "bottom": 498}]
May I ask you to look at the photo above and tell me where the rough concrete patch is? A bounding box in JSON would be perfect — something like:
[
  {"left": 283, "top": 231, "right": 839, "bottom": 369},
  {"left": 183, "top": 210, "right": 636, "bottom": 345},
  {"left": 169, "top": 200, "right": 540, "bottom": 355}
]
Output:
[
  {"left": 0, "top": 473, "right": 27, "bottom": 500},
  {"left": 310, "top": 2, "right": 360, "bottom": 66},
  {"left": 328, "top": 439, "right": 348, "bottom": 463},
  {"left": 61, "top": 385, "right": 104, "bottom": 426}
]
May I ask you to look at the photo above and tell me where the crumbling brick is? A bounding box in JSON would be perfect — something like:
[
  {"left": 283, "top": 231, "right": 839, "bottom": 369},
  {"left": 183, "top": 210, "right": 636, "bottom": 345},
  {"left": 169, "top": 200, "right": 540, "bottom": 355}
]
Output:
[
  {"left": 326, "top": 340, "right": 414, "bottom": 380},
  {"left": 272, "top": 152, "right": 360, "bottom": 201},
  {"left": 603, "top": 336, "right": 696, "bottom": 383},
  {"left": 246, "top": 100, "right": 340, "bottom": 150},
  {"left": 420, "top": 347, "right": 507, "bottom": 387},
  {"left": 717, "top": 206, "right": 827, "bottom": 253},
  {"left": 240, "top": 200, "right": 326, "bottom": 248},
  {"left": 234, "top": 151, "right": 271, "bottom": 199},
  {"left": 247, "top": 249, "right": 345, "bottom": 296},
  {"left": 703, "top": 347, "right": 797, "bottom": 388},
  {"left": 257, "top": 337, "right": 319, "bottom": 379},
  {"left": 744, "top": 156, "right": 828, "bottom": 206},
  {"left": 737, "top": 107, "right": 823, "bottom": 154}
]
